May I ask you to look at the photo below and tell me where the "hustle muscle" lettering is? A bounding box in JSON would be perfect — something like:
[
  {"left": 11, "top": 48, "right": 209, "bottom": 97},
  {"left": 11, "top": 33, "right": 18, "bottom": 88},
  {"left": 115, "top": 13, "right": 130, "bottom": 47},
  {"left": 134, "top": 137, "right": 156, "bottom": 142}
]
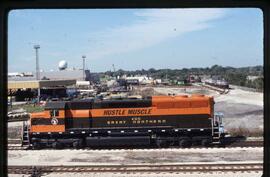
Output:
[{"left": 103, "top": 109, "right": 152, "bottom": 116}]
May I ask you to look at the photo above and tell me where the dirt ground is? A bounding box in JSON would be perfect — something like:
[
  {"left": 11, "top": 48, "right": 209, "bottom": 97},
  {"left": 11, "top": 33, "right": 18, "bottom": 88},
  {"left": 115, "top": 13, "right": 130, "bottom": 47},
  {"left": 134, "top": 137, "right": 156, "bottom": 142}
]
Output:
[
  {"left": 214, "top": 89, "right": 263, "bottom": 136},
  {"left": 8, "top": 147, "right": 262, "bottom": 166}
]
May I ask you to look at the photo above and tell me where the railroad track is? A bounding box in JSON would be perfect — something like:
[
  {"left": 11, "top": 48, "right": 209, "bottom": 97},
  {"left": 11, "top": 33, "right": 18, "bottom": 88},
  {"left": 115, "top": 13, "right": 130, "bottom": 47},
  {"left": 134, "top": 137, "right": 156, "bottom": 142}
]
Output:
[
  {"left": 8, "top": 139, "right": 21, "bottom": 144},
  {"left": 144, "top": 85, "right": 203, "bottom": 89},
  {"left": 7, "top": 144, "right": 28, "bottom": 150},
  {"left": 140, "top": 85, "right": 227, "bottom": 94},
  {"left": 8, "top": 163, "right": 263, "bottom": 174},
  {"left": 7, "top": 140, "right": 263, "bottom": 151},
  {"left": 197, "top": 84, "right": 228, "bottom": 94}
]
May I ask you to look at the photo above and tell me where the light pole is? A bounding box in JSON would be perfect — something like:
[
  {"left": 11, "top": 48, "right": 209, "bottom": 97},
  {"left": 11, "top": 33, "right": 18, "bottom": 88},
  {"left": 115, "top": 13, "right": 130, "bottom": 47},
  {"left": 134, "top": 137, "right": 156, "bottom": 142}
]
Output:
[
  {"left": 34, "top": 45, "right": 40, "bottom": 80},
  {"left": 82, "top": 55, "right": 86, "bottom": 81},
  {"left": 34, "top": 45, "right": 40, "bottom": 103}
]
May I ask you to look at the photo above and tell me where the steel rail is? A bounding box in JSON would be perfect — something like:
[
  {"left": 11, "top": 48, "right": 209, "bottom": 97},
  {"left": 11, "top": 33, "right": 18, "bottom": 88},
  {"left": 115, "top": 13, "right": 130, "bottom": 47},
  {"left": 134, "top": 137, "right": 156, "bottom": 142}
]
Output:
[{"left": 8, "top": 163, "right": 263, "bottom": 174}]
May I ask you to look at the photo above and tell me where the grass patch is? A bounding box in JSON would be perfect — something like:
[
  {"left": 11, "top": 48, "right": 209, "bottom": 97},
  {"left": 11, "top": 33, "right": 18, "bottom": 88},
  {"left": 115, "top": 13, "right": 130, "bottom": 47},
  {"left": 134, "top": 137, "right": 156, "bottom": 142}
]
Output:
[{"left": 8, "top": 104, "right": 44, "bottom": 113}]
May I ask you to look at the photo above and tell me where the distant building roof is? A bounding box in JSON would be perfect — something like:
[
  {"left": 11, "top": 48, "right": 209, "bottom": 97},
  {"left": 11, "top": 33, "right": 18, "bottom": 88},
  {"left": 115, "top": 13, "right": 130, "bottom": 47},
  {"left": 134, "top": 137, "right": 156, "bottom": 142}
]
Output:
[
  {"left": 247, "top": 75, "right": 260, "bottom": 81},
  {"left": 8, "top": 80, "right": 76, "bottom": 89},
  {"left": 8, "top": 70, "right": 90, "bottom": 81},
  {"left": 40, "top": 70, "right": 85, "bottom": 80}
]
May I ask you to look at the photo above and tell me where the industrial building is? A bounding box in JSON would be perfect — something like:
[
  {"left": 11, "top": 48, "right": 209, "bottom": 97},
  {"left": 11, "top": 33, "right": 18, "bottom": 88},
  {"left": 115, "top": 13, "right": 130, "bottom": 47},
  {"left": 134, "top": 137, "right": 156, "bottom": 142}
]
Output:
[
  {"left": 8, "top": 80, "right": 77, "bottom": 101},
  {"left": 9, "top": 69, "right": 90, "bottom": 81}
]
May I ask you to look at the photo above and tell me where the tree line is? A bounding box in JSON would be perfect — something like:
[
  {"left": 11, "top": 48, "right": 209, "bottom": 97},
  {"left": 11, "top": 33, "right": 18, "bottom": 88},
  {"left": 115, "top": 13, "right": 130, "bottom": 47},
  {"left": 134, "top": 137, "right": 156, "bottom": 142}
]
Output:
[{"left": 100, "top": 65, "right": 263, "bottom": 91}]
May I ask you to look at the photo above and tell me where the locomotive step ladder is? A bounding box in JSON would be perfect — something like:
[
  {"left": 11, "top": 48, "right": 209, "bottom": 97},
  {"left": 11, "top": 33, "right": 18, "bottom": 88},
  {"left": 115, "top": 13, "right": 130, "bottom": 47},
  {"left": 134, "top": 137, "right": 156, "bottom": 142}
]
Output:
[
  {"left": 212, "top": 127, "right": 221, "bottom": 144},
  {"left": 21, "top": 121, "right": 30, "bottom": 147},
  {"left": 212, "top": 113, "right": 223, "bottom": 145}
]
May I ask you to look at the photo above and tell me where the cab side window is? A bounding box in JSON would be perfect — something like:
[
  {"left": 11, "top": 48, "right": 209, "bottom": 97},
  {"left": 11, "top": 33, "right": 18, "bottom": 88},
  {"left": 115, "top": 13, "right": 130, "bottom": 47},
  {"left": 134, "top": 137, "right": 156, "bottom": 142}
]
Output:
[{"left": 50, "top": 109, "right": 59, "bottom": 117}]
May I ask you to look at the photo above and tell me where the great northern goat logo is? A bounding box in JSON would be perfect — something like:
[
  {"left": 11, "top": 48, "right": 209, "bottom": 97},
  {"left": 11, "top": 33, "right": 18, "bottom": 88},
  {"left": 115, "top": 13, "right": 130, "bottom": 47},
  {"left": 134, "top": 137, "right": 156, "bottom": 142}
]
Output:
[{"left": 51, "top": 118, "right": 59, "bottom": 125}]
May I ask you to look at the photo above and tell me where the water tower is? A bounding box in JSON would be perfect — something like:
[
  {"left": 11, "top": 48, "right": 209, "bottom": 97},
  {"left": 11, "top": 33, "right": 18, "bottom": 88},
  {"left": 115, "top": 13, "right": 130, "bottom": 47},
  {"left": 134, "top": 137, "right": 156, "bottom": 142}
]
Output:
[{"left": 58, "top": 60, "right": 68, "bottom": 70}]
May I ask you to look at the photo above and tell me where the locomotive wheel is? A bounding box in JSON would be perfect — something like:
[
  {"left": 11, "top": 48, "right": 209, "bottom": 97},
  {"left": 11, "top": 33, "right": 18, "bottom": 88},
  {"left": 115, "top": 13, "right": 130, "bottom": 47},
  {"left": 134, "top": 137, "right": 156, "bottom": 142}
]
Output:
[
  {"left": 179, "top": 139, "right": 192, "bottom": 148},
  {"left": 201, "top": 139, "right": 211, "bottom": 147},
  {"left": 73, "top": 140, "right": 82, "bottom": 149},
  {"left": 32, "top": 142, "right": 41, "bottom": 150},
  {"left": 156, "top": 139, "right": 167, "bottom": 148},
  {"left": 219, "top": 139, "right": 226, "bottom": 147},
  {"left": 52, "top": 142, "right": 62, "bottom": 149}
]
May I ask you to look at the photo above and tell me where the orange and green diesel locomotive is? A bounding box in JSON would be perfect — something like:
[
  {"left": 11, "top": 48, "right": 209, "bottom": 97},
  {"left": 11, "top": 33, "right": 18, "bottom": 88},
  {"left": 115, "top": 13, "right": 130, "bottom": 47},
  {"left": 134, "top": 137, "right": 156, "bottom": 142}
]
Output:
[{"left": 23, "top": 94, "right": 225, "bottom": 149}]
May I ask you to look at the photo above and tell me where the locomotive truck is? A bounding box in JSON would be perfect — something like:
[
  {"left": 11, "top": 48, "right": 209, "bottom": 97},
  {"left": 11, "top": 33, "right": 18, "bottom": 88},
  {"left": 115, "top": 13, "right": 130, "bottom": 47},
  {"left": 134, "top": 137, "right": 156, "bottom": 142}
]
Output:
[{"left": 22, "top": 94, "right": 225, "bottom": 149}]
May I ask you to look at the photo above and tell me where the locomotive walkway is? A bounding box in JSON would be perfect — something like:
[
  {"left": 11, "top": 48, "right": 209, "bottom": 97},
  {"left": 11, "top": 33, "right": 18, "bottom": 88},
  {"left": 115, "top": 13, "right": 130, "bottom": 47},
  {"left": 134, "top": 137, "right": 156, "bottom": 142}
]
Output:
[{"left": 8, "top": 163, "right": 263, "bottom": 174}]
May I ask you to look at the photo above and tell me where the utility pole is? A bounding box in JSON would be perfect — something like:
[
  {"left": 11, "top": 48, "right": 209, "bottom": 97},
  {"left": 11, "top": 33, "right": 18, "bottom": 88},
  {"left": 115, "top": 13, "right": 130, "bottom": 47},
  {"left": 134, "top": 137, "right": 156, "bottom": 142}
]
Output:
[
  {"left": 34, "top": 45, "right": 40, "bottom": 103},
  {"left": 112, "top": 64, "right": 116, "bottom": 78},
  {"left": 82, "top": 55, "right": 86, "bottom": 80},
  {"left": 112, "top": 64, "right": 116, "bottom": 73}
]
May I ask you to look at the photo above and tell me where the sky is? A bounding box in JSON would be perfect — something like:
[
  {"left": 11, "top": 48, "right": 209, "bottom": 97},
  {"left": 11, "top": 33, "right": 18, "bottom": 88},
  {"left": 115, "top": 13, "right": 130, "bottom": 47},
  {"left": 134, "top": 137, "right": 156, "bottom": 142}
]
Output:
[{"left": 8, "top": 8, "right": 263, "bottom": 73}]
